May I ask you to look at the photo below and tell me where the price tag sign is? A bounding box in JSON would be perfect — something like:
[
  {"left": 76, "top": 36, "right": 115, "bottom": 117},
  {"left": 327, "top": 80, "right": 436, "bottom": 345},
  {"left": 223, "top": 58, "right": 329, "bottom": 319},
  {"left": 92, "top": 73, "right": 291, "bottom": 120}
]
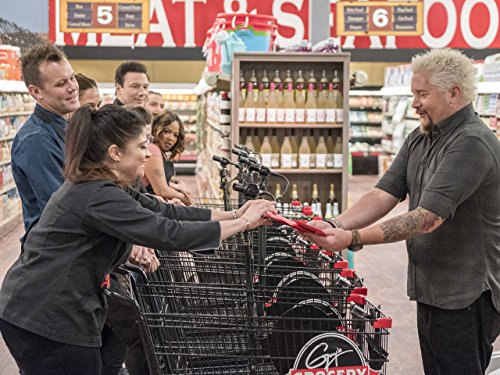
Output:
[
  {"left": 60, "top": 0, "right": 149, "bottom": 34},
  {"left": 336, "top": 1, "right": 423, "bottom": 36}
]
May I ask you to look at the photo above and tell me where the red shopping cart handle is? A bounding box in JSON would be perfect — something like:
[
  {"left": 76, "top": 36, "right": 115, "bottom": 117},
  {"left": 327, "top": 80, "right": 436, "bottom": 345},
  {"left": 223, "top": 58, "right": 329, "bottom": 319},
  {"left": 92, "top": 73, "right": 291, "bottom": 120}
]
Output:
[
  {"left": 347, "top": 293, "right": 366, "bottom": 305},
  {"left": 263, "top": 212, "right": 327, "bottom": 236},
  {"left": 374, "top": 317, "right": 393, "bottom": 329}
]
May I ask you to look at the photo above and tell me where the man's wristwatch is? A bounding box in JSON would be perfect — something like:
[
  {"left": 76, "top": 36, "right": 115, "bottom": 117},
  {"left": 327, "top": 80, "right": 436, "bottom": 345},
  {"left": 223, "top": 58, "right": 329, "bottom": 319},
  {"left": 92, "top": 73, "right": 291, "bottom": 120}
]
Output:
[{"left": 348, "top": 230, "right": 363, "bottom": 252}]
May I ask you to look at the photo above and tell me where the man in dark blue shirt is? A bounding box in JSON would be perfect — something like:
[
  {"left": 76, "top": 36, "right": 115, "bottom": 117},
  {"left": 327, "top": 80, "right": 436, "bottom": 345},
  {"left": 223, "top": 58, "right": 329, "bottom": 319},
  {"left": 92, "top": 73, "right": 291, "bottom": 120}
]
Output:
[{"left": 11, "top": 42, "right": 79, "bottom": 235}]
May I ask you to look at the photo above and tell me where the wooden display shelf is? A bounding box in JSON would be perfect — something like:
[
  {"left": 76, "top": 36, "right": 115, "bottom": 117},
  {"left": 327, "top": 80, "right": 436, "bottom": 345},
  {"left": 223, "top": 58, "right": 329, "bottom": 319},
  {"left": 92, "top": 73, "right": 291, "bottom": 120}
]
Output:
[
  {"left": 272, "top": 168, "right": 343, "bottom": 174},
  {"left": 0, "top": 211, "right": 21, "bottom": 239},
  {"left": 0, "top": 111, "right": 32, "bottom": 118},
  {"left": 0, "top": 183, "right": 16, "bottom": 195},
  {"left": 240, "top": 123, "right": 343, "bottom": 129}
]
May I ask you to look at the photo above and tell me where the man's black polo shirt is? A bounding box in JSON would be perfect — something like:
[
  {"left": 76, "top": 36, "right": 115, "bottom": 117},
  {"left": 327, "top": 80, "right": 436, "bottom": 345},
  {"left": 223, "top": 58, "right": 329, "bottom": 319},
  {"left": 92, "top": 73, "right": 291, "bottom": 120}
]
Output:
[{"left": 376, "top": 104, "right": 500, "bottom": 312}]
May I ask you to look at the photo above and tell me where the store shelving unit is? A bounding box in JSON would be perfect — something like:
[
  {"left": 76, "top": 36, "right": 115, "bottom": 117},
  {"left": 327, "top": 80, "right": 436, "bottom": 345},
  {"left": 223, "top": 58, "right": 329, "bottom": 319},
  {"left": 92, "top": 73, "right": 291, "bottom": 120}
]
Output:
[
  {"left": 229, "top": 52, "right": 351, "bottom": 212},
  {"left": 349, "top": 88, "right": 383, "bottom": 175},
  {"left": 0, "top": 80, "right": 33, "bottom": 238},
  {"left": 379, "top": 82, "right": 500, "bottom": 175}
]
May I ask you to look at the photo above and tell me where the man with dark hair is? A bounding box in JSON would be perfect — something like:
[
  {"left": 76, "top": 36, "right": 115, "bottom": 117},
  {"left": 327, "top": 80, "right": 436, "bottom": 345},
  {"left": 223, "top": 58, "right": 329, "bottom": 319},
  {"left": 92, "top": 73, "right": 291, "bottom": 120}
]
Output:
[
  {"left": 114, "top": 61, "right": 149, "bottom": 106},
  {"left": 12, "top": 41, "right": 79, "bottom": 235},
  {"left": 145, "top": 90, "right": 164, "bottom": 116}
]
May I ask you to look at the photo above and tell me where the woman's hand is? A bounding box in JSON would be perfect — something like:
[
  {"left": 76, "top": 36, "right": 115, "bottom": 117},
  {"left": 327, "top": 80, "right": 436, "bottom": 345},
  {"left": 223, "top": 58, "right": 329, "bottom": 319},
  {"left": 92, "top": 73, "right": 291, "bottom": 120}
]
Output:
[
  {"left": 299, "top": 228, "right": 352, "bottom": 252},
  {"left": 240, "top": 200, "right": 277, "bottom": 230},
  {"left": 129, "top": 246, "right": 160, "bottom": 272}
]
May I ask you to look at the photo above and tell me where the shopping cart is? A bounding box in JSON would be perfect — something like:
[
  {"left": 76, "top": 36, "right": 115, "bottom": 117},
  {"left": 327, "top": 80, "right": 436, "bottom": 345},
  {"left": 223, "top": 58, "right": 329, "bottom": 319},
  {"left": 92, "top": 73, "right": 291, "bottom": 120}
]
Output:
[{"left": 114, "top": 224, "right": 392, "bottom": 375}]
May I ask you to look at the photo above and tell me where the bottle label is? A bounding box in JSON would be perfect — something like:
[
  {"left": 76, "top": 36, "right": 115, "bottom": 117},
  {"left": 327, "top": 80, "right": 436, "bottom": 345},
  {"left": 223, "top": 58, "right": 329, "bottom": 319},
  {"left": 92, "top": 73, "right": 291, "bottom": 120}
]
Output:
[
  {"left": 256, "top": 108, "right": 266, "bottom": 122},
  {"left": 267, "top": 108, "right": 277, "bottom": 123},
  {"left": 326, "top": 154, "right": 334, "bottom": 168},
  {"left": 277, "top": 108, "right": 285, "bottom": 123},
  {"left": 281, "top": 154, "right": 293, "bottom": 168},
  {"left": 336, "top": 108, "right": 344, "bottom": 122},
  {"left": 316, "top": 154, "right": 327, "bottom": 168},
  {"left": 317, "top": 108, "right": 326, "bottom": 123},
  {"left": 334, "top": 154, "right": 343, "bottom": 168},
  {"left": 326, "top": 109, "right": 336, "bottom": 123},
  {"left": 238, "top": 108, "right": 245, "bottom": 122},
  {"left": 271, "top": 154, "right": 280, "bottom": 168},
  {"left": 310, "top": 154, "right": 316, "bottom": 169},
  {"left": 285, "top": 109, "right": 295, "bottom": 123},
  {"left": 306, "top": 109, "right": 317, "bottom": 123},
  {"left": 261, "top": 154, "right": 272, "bottom": 167},
  {"left": 295, "top": 109, "right": 305, "bottom": 123},
  {"left": 219, "top": 114, "right": 231, "bottom": 125},
  {"left": 245, "top": 108, "right": 256, "bottom": 122},
  {"left": 299, "top": 154, "right": 310, "bottom": 168},
  {"left": 292, "top": 155, "right": 298, "bottom": 168},
  {"left": 220, "top": 100, "right": 231, "bottom": 110}
]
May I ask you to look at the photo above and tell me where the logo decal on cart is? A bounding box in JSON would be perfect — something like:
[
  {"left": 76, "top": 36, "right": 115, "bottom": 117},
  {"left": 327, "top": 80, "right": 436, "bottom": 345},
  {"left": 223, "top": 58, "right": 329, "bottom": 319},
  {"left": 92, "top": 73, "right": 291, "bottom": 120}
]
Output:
[{"left": 289, "top": 333, "right": 381, "bottom": 375}]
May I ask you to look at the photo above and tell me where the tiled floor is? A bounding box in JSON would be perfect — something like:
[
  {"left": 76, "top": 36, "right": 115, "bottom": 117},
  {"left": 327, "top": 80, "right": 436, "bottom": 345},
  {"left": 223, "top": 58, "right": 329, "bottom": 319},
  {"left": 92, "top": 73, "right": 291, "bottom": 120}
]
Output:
[{"left": 0, "top": 175, "right": 498, "bottom": 374}]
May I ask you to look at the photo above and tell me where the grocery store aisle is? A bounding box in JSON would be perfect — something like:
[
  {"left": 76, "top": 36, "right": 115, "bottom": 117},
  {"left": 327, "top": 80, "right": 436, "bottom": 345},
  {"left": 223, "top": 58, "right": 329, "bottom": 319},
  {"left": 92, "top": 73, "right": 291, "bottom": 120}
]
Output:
[{"left": 0, "top": 175, "right": 497, "bottom": 374}]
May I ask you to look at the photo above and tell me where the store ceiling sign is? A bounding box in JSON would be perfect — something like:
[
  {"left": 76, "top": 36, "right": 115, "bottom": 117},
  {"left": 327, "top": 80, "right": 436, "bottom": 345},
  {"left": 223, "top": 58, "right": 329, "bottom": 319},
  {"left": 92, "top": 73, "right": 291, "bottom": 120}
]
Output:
[
  {"left": 336, "top": 1, "right": 423, "bottom": 36},
  {"left": 59, "top": 0, "right": 150, "bottom": 33},
  {"left": 331, "top": 0, "right": 500, "bottom": 50},
  {"left": 49, "top": 0, "right": 309, "bottom": 48}
]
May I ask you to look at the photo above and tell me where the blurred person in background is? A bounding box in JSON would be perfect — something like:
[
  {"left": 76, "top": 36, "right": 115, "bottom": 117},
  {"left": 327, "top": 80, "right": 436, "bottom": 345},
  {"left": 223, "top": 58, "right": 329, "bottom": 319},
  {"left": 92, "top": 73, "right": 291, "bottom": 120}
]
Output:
[
  {"left": 142, "top": 110, "right": 192, "bottom": 205},
  {"left": 75, "top": 73, "right": 101, "bottom": 109},
  {"left": 114, "top": 61, "right": 149, "bottom": 107},
  {"left": 145, "top": 90, "right": 164, "bottom": 116}
]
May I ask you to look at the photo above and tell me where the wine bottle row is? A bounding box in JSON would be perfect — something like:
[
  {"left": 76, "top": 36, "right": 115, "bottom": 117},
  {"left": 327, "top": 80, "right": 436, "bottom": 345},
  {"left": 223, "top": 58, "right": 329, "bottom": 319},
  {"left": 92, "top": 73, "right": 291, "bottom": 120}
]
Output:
[
  {"left": 275, "top": 182, "right": 340, "bottom": 220},
  {"left": 239, "top": 68, "right": 344, "bottom": 124},
  {"left": 243, "top": 128, "right": 343, "bottom": 169}
]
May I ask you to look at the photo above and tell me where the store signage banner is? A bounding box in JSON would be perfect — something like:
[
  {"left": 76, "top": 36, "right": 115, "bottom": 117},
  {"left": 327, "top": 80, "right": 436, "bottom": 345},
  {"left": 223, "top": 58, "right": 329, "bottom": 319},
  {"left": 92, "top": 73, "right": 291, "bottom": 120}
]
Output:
[
  {"left": 330, "top": 0, "right": 500, "bottom": 50},
  {"left": 49, "top": 0, "right": 310, "bottom": 48}
]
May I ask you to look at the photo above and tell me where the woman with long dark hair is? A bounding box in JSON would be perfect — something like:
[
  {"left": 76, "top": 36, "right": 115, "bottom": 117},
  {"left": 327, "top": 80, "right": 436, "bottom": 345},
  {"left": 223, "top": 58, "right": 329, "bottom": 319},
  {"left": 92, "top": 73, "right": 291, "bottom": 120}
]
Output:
[{"left": 0, "top": 104, "right": 275, "bottom": 375}]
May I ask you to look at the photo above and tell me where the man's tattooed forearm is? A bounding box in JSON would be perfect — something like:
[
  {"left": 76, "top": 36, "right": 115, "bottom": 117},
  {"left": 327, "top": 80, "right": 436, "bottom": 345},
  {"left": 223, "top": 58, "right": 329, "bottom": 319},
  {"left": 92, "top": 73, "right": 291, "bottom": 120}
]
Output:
[{"left": 380, "top": 207, "right": 441, "bottom": 243}]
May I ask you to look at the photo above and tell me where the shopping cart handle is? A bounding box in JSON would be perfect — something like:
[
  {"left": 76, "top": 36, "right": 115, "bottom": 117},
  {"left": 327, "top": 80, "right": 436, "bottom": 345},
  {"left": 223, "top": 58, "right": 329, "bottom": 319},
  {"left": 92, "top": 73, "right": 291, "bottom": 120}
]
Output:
[
  {"left": 353, "top": 286, "right": 368, "bottom": 296},
  {"left": 374, "top": 317, "right": 393, "bottom": 329},
  {"left": 340, "top": 269, "right": 356, "bottom": 278},
  {"left": 347, "top": 293, "right": 366, "bottom": 305},
  {"left": 334, "top": 260, "right": 349, "bottom": 269}
]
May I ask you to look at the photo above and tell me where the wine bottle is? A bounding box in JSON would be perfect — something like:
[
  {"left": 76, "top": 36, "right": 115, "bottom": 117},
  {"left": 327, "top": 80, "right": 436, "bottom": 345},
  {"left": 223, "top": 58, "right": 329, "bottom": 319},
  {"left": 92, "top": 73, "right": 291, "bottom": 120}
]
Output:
[
  {"left": 244, "top": 82, "right": 256, "bottom": 123},
  {"left": 315, "top": 131, "right": 327, "bottom": 169},
  {"left": 326, "top": 129, "right": 335, "bottom": 168},
  {"left": 325, "top": 82, "right": 336, "bottom": 123},
  {"left": 312, "top": 183, "right": 322, "bottom": 218},
  {"left": 332, "top": 70, "right": 343, "bottom": 122},
  {"left": 290, "top": 129, "right": 299, "bottom": 169},
  {"left": 270, "top": 128, "right": 280, "bottom": 169},
  {"left": 324, "top": 202, "right": 333, "bottom": 220},
  {"left": 333, "top": 201, "right": 340, "bottom": 217},
  {"left": 333, "top": 135, "right": 343, "bottom": 168},
  {"left": 255, "top": 83, "right": 266, "bottom": 123},
  {"left": 261, "top": 69, "right": 270, "bottom": 102},
  {"left": 295, "top": 71, "right": 306, "bottom": 123},
  {"left": 249, "top": 69, "right": 258, "bottom": 87},
  {"left": 275, "top": 183, "right": 283, "bottom": 213},
  {"left": 244, "top": 130, "right": 254, "bottom": 153},
  {"left": 238, "top": 86, "right": 245, "bottom": 123},
  {"left": 316, "top": 84, "right": 326, "bottom": 123},
  {"left": 253, "top": 128, "right": 261, "bottom": 152},
  {"left": 280, "top": 129, "right": 293, "bottom": 169},
  {"left": 307, "top": 69, "right": 317, "bottom": 94},
  {"left": 328, "top": 183, "right": 338, "bottom": 204},
  {"left": 260, "top": 130, "right": 272, "bottom": 168},
  {"left": 240, "top": 69, "right": 247, "bottom": 101},
  {"left": 320, "top": 69, "right": 328, "bottom": 91},
  {"left": 305, "top": 81, "right": 317, "bottom": 123},
  {"left": 291, "top": 183, "right": 302, "bottom": 219},
  {"left": 308, "top": 129, "right": 317, "bottom": 169},
  {"left": 267, "top": 82, "right": 278, "bottom": 123},
  {"left": 284, "top": 82, "right": 295, "bottom": 123},
  {"left": 298, "top": 129, "right": 311, "bottom": 169}
]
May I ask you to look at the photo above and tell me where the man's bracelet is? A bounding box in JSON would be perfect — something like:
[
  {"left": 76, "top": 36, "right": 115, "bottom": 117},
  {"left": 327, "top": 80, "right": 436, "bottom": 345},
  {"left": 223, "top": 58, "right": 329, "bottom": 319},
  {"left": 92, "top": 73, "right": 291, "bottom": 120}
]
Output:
[
  {"left": 239, "top": 217, "right": 250, "bottom": 231},
  {"left": 232, "top": 209, "right": 238, "bottom": 219},
  {"left": 326, "top": 218, "right": 345, "bottom": 230}
]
